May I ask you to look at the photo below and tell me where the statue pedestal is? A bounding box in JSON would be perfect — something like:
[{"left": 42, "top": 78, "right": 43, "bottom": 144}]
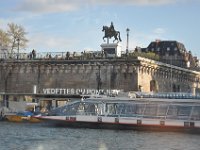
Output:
[{"left": 101, "top": 43, "right": 122, "bottom": 58}]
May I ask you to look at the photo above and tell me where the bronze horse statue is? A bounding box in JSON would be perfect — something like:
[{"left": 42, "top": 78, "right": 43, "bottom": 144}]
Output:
[{"left": 102, "top": 26, "right": 122, "bottom": 43}]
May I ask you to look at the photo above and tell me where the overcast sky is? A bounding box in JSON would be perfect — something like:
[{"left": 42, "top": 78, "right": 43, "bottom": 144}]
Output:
[{"left": 0, "top": 0, "right": 200, "bottom": 57}]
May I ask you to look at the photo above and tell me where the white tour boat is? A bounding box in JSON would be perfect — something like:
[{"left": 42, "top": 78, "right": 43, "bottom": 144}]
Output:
[{"left": 35, "top": 93, "right": 200, "bottom": 132}]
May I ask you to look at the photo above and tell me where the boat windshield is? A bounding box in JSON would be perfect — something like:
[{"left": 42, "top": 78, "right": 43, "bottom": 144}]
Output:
[{"left": 49, "top": 101, "right": 102, "bottom": 116}]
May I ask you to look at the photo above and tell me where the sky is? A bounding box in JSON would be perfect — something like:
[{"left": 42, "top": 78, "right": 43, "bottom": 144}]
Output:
[{"left": 0, "top": 0, "right": 200, "bottom": 58}]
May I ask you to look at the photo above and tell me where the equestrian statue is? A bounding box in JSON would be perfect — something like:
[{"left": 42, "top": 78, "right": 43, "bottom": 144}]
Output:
[{"left": 102, "top": 22, "right": 122, "bottom": 43}]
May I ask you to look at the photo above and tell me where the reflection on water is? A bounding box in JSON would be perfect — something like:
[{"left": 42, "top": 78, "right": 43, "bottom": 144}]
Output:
[{"left": 0, "top": 122, "right": 200, "bottom": 150}]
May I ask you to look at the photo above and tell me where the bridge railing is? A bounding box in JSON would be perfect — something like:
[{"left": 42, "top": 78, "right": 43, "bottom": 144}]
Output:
[
  {"left": 0, "top": 52, "right": 85, "bottom": 60},
  {"left": 0, "top": 51, "right": 130, "bottom": 61}
]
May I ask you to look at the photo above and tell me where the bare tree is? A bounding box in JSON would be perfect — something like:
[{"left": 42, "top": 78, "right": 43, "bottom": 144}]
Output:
[
  {"left": 7, "top": 23, "right": 28, "bottom": 54},
  {"left": 0, "top": 29, "right": 10, "bottom": 51}
]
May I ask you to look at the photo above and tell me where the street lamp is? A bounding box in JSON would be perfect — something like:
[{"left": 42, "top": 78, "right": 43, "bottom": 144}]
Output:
[
  {"left": 0, "top": 37, "right": 2, "bottom": 47},
  {"left": 126, "top": 28, "right": 130, "bottom": 56},
  {"left": 17, "top": 38, "right": 20, "bottom": 59}
]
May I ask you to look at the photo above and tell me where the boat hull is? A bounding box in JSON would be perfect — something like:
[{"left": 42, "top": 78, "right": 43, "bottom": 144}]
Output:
[
  {"left": 35, "top": 116, "right": 200, "bottom": 133},
  {"left": 6, "top": 115, "right": 41, "bottom": 123}
]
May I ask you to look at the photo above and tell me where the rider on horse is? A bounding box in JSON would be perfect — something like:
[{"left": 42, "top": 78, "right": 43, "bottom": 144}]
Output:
[
  {"left": 102, "top": 22, "right": 122, "bottom": 43},
  {"left": 110, "top": 22, "right": 114, "bottom": 33}
]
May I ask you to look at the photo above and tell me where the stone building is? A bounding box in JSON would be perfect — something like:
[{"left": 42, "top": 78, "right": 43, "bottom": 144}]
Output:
[{"left": 139, "top": 40, "right": 199, "bottom": 69}]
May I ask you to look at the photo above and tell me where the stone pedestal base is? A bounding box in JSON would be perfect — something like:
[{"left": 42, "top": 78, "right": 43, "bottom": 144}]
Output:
[{"left": 101, "top": 43, "right": 122, "bottom": 58}]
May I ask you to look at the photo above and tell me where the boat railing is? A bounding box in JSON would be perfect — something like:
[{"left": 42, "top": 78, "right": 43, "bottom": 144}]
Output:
[{"left": 135, "top": 92, "right": 200, "bottom": 99}]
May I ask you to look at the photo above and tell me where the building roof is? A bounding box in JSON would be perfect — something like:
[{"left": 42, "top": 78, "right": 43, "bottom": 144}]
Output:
[{"left": 144, "top": 40, "right": 187, "bottom": 56}]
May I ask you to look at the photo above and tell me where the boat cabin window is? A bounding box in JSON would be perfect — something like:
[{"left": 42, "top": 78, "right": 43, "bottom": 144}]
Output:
[
  {"left": 144, "top": 104, "right": 157, "bottom": 116},
  {"left": 106, "top": 103, "right": 117, "bottom": 115},
  {"left": 51, "top": 102, "right": 80, "bottom": 115},
  {"left": 156, "top": 104, "right": 168, "bottom": 116},
  {"left": 115, "top": 104, "right": 136, "bottom": 116},
  {"left": 167, "top": 105, "right": 192, "bottom": 119},
  {"left": 191, "top": 106, "right": 200, "bottom": 120},
  {"left": 78, "top": 102, "right": 100, "bottom": 115},
  {"left": 177, "top": 106, "right": 191, "bottom": 117},
  {"left": 135, "top": 104, "right": 145, "bottom": 115}
]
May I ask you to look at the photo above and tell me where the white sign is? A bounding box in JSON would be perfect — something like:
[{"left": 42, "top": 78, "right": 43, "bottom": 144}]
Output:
[{"left": 42, "top": 88, "right": 120, "bottom": 95}]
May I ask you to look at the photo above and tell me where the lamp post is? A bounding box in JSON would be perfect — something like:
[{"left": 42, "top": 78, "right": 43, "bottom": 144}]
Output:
[
  {"left": 17, "top": 38, "right": 20, "bottom": 59},
  {"left": 0, "top": 37, "right": 2, "bottom": 49},
  {"left": 126, "top": 28, "right": 130, "bottom": 56}
]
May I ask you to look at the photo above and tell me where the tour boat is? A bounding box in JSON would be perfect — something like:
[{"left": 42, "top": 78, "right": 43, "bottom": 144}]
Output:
[{"left": 35, "top": 94, "right": 200, "bottom": 132}]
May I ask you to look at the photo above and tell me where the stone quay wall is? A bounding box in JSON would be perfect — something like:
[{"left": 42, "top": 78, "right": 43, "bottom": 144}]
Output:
[
  {"left": 0, "top": 57, "right": 200, "bottom": 96},
  {"left": 0, "top": 59, "right": 138, "bottom": 95}
]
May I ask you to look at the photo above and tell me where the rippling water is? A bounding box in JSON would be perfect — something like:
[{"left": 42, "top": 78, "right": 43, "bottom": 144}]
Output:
[{"left": 0, "top": 122, "right": 200, "bottom": 150}]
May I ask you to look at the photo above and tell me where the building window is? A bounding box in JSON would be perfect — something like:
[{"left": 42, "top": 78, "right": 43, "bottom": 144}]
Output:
[{"left": 167, "top": 47, "right": 170, "bottom": 51}]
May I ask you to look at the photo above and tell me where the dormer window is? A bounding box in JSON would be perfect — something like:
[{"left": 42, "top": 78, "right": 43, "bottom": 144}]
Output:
[{"left": 167, "top": 47, "right": 170, "bottom": 51}]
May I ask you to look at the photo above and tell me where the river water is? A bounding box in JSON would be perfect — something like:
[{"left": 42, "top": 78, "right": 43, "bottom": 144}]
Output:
[{"left": 0, "top": 122, "right": 200, "bottom": 150}]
